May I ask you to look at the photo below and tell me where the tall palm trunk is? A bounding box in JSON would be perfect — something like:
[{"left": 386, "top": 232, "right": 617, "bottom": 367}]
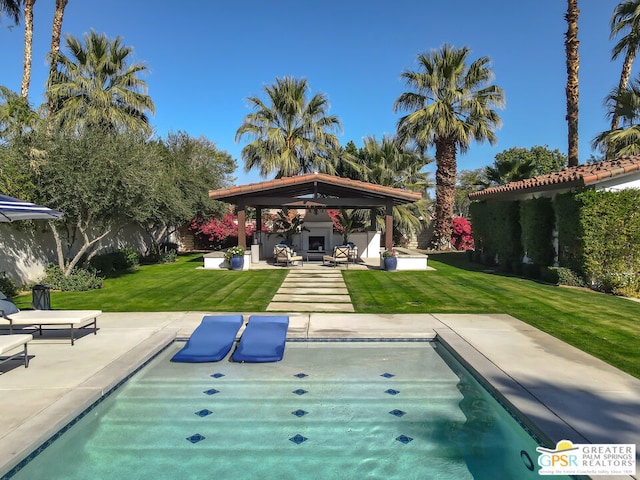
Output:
[
  {"left": 20, "top": 0, "right": 35, "bottom": 98},
  {"left": 565, "top": 0, "right": 580, "bottom": 166},
  {"left": 47, "top": 0, "right": 68, "bottom": 113},
  {"left": 430, "top": 139, "right": 457, "bottom": 250},
  {"left": 611, "top": 50, "right": 634, "bottom": 132}
]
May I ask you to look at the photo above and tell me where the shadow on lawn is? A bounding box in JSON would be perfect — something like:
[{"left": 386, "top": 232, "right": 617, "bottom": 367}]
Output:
[
  {"left": 429, "top": 252, "right": 490, "bottom": 272},
  {"left": 99, "top": 268, "right": 140, "bottom": 280},
  {"left": 431, "top": 252, "right": 559, "bottom": 287}
]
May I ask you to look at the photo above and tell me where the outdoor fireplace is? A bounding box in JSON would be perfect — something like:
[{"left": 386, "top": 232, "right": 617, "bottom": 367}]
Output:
[{"left": 308, "top": 236, "right": 325, "bottom": 251}]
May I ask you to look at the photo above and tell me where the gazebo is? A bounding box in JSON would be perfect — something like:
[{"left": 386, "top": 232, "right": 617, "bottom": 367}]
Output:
[{"left": 208, "top": 173, "right": 423, "bottom": 251}]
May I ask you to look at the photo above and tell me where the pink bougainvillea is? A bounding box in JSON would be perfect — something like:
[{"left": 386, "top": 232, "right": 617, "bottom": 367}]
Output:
[
  {"left": 190, "top": 214, "right": 255, "bottom": 249},
  {"left": 327, "top": 209, "right": 344, "bottom": 233},
  {"left": 451, "top": 217, "right": 474, "bottom": 250}
]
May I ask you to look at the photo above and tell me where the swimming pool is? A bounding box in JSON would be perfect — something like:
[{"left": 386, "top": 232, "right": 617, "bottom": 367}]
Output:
[{"left": 5, "top": 341, "right": 574, "bottom": 479}]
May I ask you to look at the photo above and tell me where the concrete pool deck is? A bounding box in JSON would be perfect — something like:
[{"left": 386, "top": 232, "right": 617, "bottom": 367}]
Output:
[{"left": 0, "top": 312, "right": 638, "bottom": 480}]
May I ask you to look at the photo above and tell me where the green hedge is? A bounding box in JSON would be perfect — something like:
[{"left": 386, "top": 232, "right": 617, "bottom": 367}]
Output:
[
  {"left": 576, "top": 189, "right": 640, "bottom": 296},
  {"left": 468, "top": 201, "right": 494, "bottom": 257},
  {"left": 469, "top": 200, "right": 522, "bottom": 269},
  {"left": 471, "top": 189, "right": 640, "bottom": 297},
  {"left": 554, "top": 193, "right": 583, "bottom": 273},
  {"left": 520, "top": 197, "right": 555, "bottom": 266}
]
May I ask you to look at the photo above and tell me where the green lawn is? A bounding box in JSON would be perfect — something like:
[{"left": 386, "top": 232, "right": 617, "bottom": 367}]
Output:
[
  {"left": 14, "top": 252, "right": 640, "bottom": 378},
  {"left": 345, "top": 253, "right": 640, "bottom": 378},
  {"left": 14, "top": 255, "right": 287, "bottom": 312}
]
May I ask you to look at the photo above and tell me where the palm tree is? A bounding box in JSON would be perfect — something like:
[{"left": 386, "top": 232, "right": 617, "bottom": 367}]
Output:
[
  {"left": 0, "top": 85, "right": 38, "bottom": 140},
  {"left": 47, "top": 0, "right": 69, "bottom": 112},
  {"left": 0, "top": 0, "right": 21, "bottom": 24},
  {"left": 394, "top": 44, "right": 504, "bottom": 250},
  {"left": 235, "top": 76, "right": 342, "bottom": 178},
  {"left": 20, "top": 0, "right": 34, "bottom": 98},
  {"left": 565, "top": 0, "right": 580, "bottom": 166},
  {"left": 0, "top": 0, "right": 36, "bottom": 101},
  {"left": 483, "top": 156, "right": 536, "bottom": 186},
  {"left": 270, "top": 208, "right": 309, "bottom": 245},
  {"left": 592, "top": 78, "right": 640, "bottom": 157},
  {"left": 47, "top": 30, "right": 155, "bottom": 134},
  {"left": 334, "top": 208, "right": 366, "bottom": 244},
  {"left": 610, "top": 0, "right": 640, "bottom": 131},
  {"left": 357, "top": 135, "right": 431, "bottom": 238}
]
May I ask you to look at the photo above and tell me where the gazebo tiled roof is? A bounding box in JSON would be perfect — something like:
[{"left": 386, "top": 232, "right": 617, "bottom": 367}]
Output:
[
  {"left": 209, "top": 173, "right": 423, "bottom": 250},
  {"left": 209, "top": 172, "right": 423, "bottom": 207},
  {"left": 469, "top": 156, "right": 640, "bottom": 201}
]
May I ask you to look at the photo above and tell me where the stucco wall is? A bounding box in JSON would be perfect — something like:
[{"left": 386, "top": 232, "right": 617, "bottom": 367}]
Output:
[
  {"left": 0, "top": 223, "right": 171, "bottom": 286},
  {"left": 596, "top": 172, "right": 640, "bottom": 191}
]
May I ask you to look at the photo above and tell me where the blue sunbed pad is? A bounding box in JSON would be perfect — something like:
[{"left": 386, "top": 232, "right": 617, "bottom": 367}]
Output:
[
  {"left": 231, "top": 315, "right": 289, "bottom": 363},
  {"left": 171, "top": 315, "right": 244, "bottom": 362}
]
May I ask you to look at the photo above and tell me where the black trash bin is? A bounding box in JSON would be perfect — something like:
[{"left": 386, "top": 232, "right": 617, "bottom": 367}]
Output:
[{"left": 32, "top": 284, "right": 51, "bottom": 310}]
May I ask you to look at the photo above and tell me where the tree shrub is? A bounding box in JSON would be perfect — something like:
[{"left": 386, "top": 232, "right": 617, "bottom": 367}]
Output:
[
  {"left": 451, "top": 217, "right": 474, "bottom": 250},
  {"left": 141, "top": 242, "right": 178, "bottom": 264},
  {"left": 158, "top": 250, "right": 177, "bottom": 263},
  {"left": 43, "top": 265, "right": 103, "bottom": 291},
  {"left": 190, "top": 214, "right": 256, "bottom": 250},
  {"left": 548, "top": 267, "right": 587, "bottom": 287},
  {"left": 90, "top": 248, "right": 140, "bottom": 275},
  {"left": 0, "top": 272, "right": 18, "bottom": 297}
]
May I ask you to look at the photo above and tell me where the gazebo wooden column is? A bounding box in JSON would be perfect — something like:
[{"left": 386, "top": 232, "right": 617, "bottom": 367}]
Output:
[
  {"left": 237, "top": 202, "right": 246, "bottom": 248},
  {"left": 385, "top": 199, "right": 393, "bottom": 251},
  {"left": 255, "top": 206, "right": 262, "bottom": 242}
]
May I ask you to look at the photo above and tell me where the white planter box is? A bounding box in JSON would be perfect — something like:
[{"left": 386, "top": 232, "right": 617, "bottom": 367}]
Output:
[
  {"left": 379, "top": 253, "right": 428, "bottom": 270},
  {"left": 202, "top": 252, "right": 251, "bottom": 270}
]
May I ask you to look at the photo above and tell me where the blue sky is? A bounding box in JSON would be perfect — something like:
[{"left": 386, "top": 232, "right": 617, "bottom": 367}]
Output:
[{"left": 0, "top": 0, "right": 625, "bottom": 186}]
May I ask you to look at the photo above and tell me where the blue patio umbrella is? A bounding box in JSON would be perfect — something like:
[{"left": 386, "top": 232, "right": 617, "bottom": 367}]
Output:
[{"left": 0, "top": 193, "right": 63, "bottom": 222}]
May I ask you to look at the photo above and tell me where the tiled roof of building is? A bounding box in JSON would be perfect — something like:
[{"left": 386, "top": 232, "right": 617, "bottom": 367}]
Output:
[
  {"left": 468, "top": 156, "right": 640, "bottom": 200},
  {"left": 209, "top": 172, "right": 423, "bottom": 206}
]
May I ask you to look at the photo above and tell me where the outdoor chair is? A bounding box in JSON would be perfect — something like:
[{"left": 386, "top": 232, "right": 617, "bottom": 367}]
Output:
[
  {"left": 273, "top": 245, "right": 303, "bottom": 267},
  {"left": 348, "top": 245, "right": 358, "bottom": 264},
  {"left": 0, "top": 334, "right": 32, "bottom": 368},
  {"left": 323, "top": 245, "right": 351, "bottom": 268},
  {"left": 0, "top": 296, "right": 101, "bottom": 346}
]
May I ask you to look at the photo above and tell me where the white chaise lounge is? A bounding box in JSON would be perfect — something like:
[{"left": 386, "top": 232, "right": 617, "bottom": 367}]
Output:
[
  {"left": 0, "top": 334, "right": 32, "bottom": 368},
  {"left": 0, "top": 310, "right": 101, "bottom": 346}
]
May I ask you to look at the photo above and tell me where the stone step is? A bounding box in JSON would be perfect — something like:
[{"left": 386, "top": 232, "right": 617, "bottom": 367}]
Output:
[
  {"left": 271, "top": 294, "right": 352, "bottom": 303},
  {"left": 277, "top": 287, "right": 349, "bottom": 295},
  {"left": 267, "top": 302, "right": 355, "bottom": 312},
  {"left": 281, "top": 282, "right": 346, "bottom": 290},
  {"left": 286, "top": 273, "right": 343, "bottom": 279},
  {"left": 284, "top": 275, "right": 344, "bottom": 283}
]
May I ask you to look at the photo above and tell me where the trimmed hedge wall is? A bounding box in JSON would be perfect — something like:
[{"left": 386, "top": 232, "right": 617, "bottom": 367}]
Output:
[
  {"left": 553, "top": 193, "right": 583, "bottom": 274},
  {"left": 576, "top": 189, "right": 640, "bottom": 296},
  {"left": 520, "top": 197, "right": 555, "bottom": 266},
  {"left": 470, "top": 188, "right": 640, "bottom": 297},
  {"left": 469, "top": 200, "right": 522, "bottom": 270}
]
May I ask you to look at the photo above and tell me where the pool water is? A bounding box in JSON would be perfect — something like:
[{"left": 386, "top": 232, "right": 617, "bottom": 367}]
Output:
[{"left": 7, "top": 341, "right": 573, "bottom": 479}]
